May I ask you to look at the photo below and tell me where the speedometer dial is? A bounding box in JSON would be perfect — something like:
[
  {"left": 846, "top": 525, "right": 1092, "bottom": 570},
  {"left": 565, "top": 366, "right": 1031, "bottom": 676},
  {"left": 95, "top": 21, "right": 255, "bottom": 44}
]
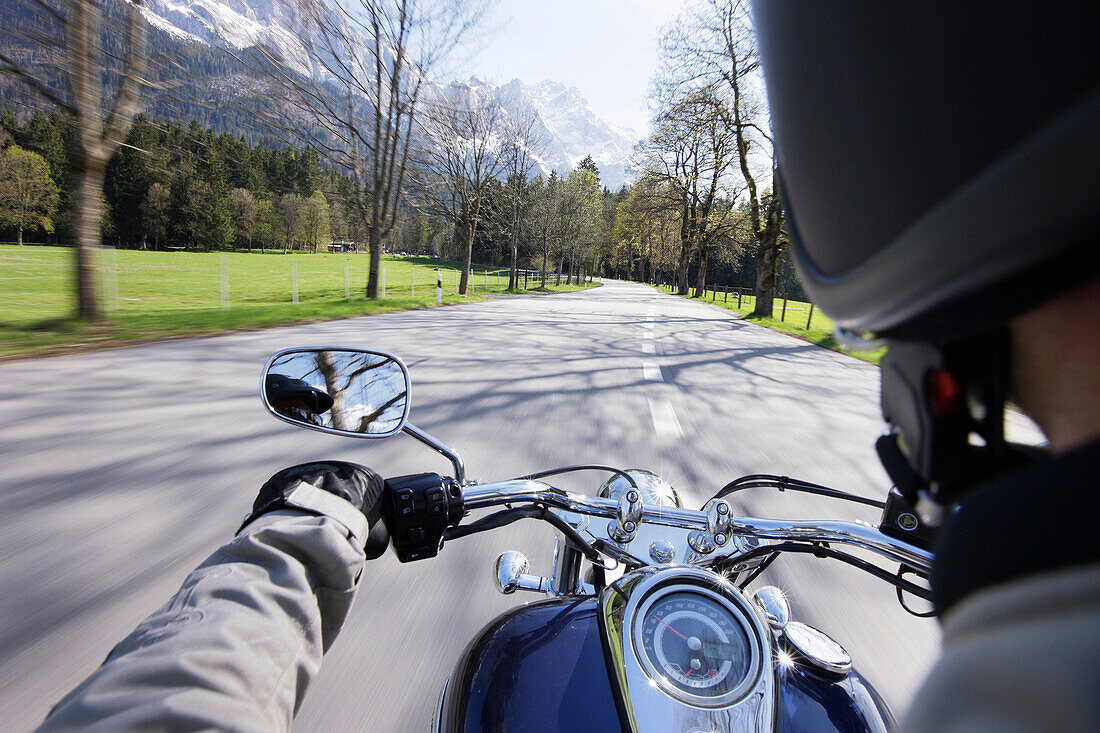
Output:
[{"left": 634, "top": 590, "right": 756, "bottom": 706}]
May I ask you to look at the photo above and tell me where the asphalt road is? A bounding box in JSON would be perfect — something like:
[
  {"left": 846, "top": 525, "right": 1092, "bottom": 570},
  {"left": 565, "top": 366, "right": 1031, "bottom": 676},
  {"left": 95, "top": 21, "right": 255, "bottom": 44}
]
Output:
[{"left": 0, "top": 279, "right": 973, "bottom": 730}]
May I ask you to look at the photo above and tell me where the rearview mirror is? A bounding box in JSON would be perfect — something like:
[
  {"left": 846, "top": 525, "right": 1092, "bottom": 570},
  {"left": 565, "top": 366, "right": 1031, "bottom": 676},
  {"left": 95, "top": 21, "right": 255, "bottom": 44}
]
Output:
[{"left": 261, "top": 347, "right": 411, "bottom": 438}]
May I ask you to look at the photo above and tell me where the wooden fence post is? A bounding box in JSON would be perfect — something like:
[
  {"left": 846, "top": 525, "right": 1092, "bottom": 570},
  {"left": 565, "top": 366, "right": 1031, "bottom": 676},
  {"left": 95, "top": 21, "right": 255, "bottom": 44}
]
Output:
[
  {"left": 807, "top": 304, "right": 815, "bottom": 329},
  {"left": 737, "top": 290, "right": 742, "bottom": 308},
  {"left": 781, "top": 296, "right": 788, "bottom": 321}
]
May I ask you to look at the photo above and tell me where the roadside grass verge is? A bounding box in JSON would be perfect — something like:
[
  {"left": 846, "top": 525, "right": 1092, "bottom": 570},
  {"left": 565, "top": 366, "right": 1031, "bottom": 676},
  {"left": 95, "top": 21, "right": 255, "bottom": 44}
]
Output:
[
  {"left": 0, "top": 245, "right": 595, "bottom": 359},
  {"left": 654, "top": 283, "right": 885, "bottom": 364}
]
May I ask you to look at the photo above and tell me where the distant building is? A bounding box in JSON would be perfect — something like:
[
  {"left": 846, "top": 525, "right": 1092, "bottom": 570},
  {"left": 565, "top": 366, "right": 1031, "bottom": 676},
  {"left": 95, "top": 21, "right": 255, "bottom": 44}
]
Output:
[{"left": 328, "top": 241, "right": 357, "bottom": 253}]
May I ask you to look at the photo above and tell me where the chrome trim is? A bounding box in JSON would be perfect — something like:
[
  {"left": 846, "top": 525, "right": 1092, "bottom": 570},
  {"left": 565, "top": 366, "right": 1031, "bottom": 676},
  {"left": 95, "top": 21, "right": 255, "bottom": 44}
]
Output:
[
  {"left": 599, "top": 470, "right": 683, "bottom": 508},
  {"left": 688, "top": 530, "right": 716, "bottom": 555},
  {"left": 599, "top": 566, "right": 775, "bottom": 732},
  {"left": 401, "top": 422, "right": 466, "bottom": 486},
  {"left": 550, "top": 535, "right": 584, "bottom": 596},
  {"left": 495, "top": 551, "right": 529, "bottom": 594},
  {"left": 609, "top": 488, "right": 645, "bottom": 542},
  {"left": 260, "top": 346, "right": 411, "bottom": 439},
  {"left": 704, "top": 499, "right": 733, "bottom": 538},
  {"left": 650, "top": 539, "right": 675, "bottom": 564},
  {"left": 834, "top": 325, "right": 885, "bottom": 352},
  {"left": 783, "top": 621, "right": 852, "bottom": 677},
  {"left": 751, "top": 586, "right": 790, "bottom": 632},
  {"left": 462, "top": 482, "right": 933, "bottom": 573},
  {"left": 432, "top": 676, "right": 448, "bottom": 733}
]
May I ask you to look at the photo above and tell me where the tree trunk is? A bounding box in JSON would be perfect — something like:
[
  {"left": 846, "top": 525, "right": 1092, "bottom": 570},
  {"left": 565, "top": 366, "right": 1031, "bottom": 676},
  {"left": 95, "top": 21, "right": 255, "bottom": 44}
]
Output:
[
  {"left": 459, "top": 223, "right": 473, "bottom": 295},
  {"left": 16, "top": 225, "right": 22, "bottom": 246},
  {"left": 752, "top": 241, "right": 779, "bottom": 317},
  {"left": 366, "top": 228, "right": 381, "bottom": 298},
  {"left": 696, "top": 245, "right": 709, "bottom": 297},
  {"left": 677, "top": 205, "right": 691, "bottom": 295},
  {"left": 508, "top": 229, "right": 518, "bottom": 290},
  {"left": 677, "top": 239, "right": 691, "bottom": 295},
  {"left": 74, "top": 167, "right": 105, "bottom": 321}
]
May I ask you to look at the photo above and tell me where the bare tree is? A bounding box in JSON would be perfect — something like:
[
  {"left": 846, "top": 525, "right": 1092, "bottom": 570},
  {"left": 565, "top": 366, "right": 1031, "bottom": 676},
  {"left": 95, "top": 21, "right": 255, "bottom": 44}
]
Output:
[
  {"left": 659, "top": 0, "right": 783, "bottom": 314},
  {"left": 499, "top": 114, "right": 542, "bottom": 289},
  {"left": 527, "top": 172, "right": 560, "bottom": 286},
  {"left": 642, "top": 89, "right": 740, "bottom": 295},
  {"left": 260, "top": 0, "right": 488, "bottom": 298},
  {"left": 1, "top": 0, "right": 147, "bottom": 320},
  {"left": 415, "top": 84, "right": 502, "bottom": 295}
]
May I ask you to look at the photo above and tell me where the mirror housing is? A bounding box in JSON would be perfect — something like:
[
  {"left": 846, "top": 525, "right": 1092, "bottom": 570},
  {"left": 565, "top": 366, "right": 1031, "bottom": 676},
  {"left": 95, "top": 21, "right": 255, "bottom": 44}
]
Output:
[{"left": 261, "top": 347, "right": 411, "bottom": 438}]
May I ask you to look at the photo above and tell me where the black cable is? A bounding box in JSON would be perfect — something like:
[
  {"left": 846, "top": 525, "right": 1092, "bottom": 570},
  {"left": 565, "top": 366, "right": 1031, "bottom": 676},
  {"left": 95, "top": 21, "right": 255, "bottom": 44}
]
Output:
[
  {"left": 443, "top": 503, "right": 607, "bottom": 566},
  {"left": 592, "top": 539, "right": 649, "bottom": 571},
  {"left": 713, "top": 474, "right": 886, "bottom": 510},
  {"left": 897, "top": 567, "right": 937, "bottom": 617},
  {"left": 737, "top": 552, "right": 778, "bottom": 589},
  {"left": 510, "top": 465, "right": 639, "bottom": 490},
  {"left": 444, "top": 506, "right": 540, "bottom": 540},
  {"left": 715, "top": 541, "right": 932, "bottom": 600}
]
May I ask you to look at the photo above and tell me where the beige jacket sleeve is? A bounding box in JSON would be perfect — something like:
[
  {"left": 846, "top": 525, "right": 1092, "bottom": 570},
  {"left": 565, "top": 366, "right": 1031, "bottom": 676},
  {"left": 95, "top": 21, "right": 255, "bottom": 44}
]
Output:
[
  {"left": 901, "top": 563, "right": 1100, "bottom": 733},
  {"left": 37, "top": 509, "right": 366, "bottom": 733}
]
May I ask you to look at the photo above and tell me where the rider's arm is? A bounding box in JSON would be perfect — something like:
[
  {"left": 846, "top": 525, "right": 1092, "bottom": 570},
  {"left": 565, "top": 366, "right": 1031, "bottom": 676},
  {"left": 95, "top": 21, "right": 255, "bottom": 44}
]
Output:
[{"left": 37, "top": 508, "right": 366, "bottom": 733}]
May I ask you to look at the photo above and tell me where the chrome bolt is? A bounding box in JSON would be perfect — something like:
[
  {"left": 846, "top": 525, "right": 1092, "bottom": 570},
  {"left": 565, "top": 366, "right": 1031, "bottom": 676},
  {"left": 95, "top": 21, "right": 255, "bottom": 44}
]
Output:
[{"left": 649, "top": 539, "right": 675, "bottom": 563}]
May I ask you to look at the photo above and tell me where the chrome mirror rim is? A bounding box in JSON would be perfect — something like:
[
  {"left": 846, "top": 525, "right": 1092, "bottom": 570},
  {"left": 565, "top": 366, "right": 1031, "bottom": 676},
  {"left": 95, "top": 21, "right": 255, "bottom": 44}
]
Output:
[{"left": 260, "top": 346, "right": 412, "bottom": 439}]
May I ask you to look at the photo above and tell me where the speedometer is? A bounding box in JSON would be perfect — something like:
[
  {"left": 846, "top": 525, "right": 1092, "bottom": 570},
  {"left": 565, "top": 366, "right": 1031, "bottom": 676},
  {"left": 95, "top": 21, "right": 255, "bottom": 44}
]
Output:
[{"left": 633, "top": 588, "right": 759, "bottom": 707}]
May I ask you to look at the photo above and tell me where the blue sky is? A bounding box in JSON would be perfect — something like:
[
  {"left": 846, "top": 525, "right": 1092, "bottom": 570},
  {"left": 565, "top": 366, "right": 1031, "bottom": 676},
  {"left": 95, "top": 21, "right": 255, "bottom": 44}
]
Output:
[{"left": 454, "top": 0, "right": 685, "bottom": 138}]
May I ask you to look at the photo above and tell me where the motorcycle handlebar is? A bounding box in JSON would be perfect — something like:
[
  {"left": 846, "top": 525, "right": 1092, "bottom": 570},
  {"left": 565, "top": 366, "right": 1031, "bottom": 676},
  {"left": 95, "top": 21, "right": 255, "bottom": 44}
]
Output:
[{"left": 461, "top": 480, "right": 934, "bottom": 574}]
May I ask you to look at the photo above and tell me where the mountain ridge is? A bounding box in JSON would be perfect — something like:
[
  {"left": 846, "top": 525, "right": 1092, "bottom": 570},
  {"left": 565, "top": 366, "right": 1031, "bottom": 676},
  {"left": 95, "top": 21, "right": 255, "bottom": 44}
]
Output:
[{"left": 139, "top": 0, "right": 640, "bottom": 188}]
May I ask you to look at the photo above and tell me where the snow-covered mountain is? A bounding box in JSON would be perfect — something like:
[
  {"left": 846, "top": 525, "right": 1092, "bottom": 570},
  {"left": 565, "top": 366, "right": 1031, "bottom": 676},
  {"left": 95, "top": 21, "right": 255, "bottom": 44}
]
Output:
[
  {"left": 143, "top": 0, "right": 314, "bottom": 75},
  {"left": 425, "top": 76, "right": 639, "bottom": 189},
  {"left": 495, "top": 79, "right": 639, "bottom": 189},
  {"left": 140, "top": 0, "right": 640, "bottom": 188}
]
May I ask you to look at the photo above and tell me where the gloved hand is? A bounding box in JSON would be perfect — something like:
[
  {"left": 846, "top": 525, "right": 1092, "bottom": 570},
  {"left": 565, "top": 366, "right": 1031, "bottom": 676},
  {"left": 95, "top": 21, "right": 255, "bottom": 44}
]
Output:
[{"left": 241, "top": 461, "right": 390, "bottom": 558}]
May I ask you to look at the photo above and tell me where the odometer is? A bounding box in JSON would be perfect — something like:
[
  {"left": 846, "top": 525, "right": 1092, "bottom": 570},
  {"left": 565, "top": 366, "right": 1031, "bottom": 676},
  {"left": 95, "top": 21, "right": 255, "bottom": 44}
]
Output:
[{"left": 633, "top": 589, "right": 758, "bottom": 707}]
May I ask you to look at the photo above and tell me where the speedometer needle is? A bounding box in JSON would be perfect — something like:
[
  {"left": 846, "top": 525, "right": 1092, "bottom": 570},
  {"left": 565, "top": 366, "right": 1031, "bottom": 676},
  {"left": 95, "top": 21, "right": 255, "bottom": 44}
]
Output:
[{"left": 655, "top": 616, "right": 689, "bottom": 641}]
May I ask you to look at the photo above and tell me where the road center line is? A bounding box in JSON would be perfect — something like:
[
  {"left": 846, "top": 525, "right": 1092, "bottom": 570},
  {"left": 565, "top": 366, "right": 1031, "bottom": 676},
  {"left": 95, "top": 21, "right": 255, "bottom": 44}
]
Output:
[
  {"left": 642, "top": 360, "right": 663, "bottom": 382},
  {"left": 648, "top": 398, "right": 683, "bottom": 439},
  {"left": 642, "top": 342, "right": 656, "bottom": 355}
]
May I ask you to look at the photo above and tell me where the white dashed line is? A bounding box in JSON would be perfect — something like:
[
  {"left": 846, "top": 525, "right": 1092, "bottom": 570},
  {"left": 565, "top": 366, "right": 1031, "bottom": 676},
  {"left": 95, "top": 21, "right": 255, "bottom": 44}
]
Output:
[
  {"left": 648, "top": 398, "right": 683, "bottom": 439},
  {"left": 642, "top": 361, "right": 664, "bottom": 382},
  {"left": 642, "top": 342, "right": 655, "bottom": 355}
]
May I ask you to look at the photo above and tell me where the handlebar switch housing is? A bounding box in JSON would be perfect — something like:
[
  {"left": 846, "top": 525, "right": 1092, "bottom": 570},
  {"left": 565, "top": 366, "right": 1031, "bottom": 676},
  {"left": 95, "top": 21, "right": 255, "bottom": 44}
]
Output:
[
  {"left": 878, "top": 487, "right": 936, "bottom": 551},
  {"left": 383, "top": 473, "right": 465, "bottom": 562}
]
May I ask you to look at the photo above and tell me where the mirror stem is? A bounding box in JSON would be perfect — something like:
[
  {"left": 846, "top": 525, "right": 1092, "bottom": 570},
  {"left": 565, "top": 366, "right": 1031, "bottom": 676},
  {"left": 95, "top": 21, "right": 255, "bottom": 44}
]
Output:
[{"left": 402, "top": 423, "right": 467, "bottom": 485}]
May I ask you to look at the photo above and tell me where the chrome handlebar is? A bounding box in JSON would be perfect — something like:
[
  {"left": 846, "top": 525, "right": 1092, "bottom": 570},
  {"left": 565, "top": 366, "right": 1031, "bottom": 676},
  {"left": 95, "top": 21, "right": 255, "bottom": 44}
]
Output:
[{"left": 462, "top": 480, "right": 933, "bottom": 574}]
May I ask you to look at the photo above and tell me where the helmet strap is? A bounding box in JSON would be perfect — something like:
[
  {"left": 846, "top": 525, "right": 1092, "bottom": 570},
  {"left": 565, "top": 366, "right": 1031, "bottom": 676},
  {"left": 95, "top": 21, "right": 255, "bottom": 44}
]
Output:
[{"left": 877, "top": 330, "right": 1029, "bottom": 525}]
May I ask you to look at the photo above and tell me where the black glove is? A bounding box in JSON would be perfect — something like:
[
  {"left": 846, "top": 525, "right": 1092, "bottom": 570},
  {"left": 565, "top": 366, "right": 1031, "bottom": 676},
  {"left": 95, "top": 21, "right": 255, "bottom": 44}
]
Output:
[{"left": 241, "top": 461, "right": 390, "bottom": 559}]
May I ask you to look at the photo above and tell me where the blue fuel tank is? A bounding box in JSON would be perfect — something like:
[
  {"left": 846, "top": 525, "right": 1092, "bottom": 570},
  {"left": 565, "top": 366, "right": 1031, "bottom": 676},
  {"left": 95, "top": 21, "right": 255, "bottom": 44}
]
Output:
[{"left": 436, "top": 597, "right": 894, "bottom": 732}]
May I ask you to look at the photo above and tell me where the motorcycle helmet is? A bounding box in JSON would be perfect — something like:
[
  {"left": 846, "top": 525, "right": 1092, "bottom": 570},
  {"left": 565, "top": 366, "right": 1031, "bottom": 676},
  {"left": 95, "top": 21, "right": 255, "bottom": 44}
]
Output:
[
  {"left": 752, "top": 3, "right": 1099, "bottom": 342},
  {"left": 751, "top": 3, "right": 1099, "bottom": 513},
  {"left": 265, "top": 374, "right": 334, "bottom": 426}
]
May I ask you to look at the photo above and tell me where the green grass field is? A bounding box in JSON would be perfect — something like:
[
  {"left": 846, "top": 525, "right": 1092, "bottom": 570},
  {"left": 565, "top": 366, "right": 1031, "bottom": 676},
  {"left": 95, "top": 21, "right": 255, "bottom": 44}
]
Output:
[
  {"left": 0, "top": 245, "right": 593, "bottom": 358},
  {"left": 655, "top": 283, "right": 885, "bottom": 364}
]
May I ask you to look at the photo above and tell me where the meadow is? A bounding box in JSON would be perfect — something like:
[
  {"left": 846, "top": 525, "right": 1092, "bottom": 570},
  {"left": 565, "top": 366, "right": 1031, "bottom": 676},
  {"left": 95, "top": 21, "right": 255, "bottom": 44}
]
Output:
[
  {"left": 0, "top": 245, "right": 591, "bottom": 358},
  {"left": 655, "top": 283, "right": 885, "bottom": 364}
]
